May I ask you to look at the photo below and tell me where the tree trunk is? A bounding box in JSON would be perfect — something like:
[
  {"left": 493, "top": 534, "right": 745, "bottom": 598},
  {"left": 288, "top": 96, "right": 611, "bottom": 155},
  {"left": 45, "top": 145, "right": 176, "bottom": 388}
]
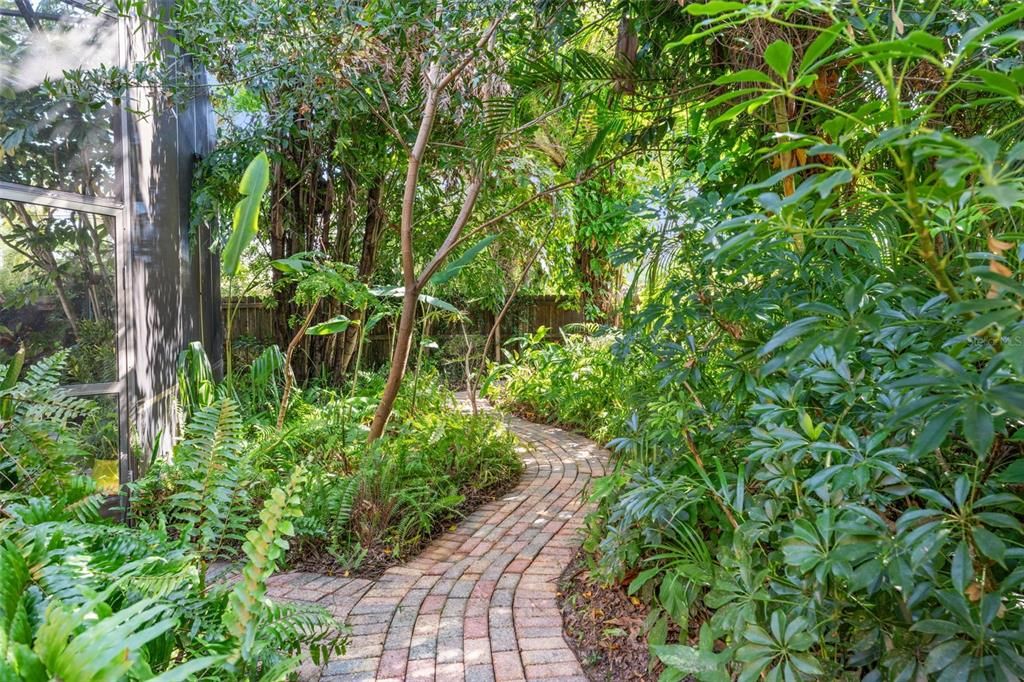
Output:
[
  {"left": 339, "top": 178, "right": 386, "bottom": 374},
  {"left": 277, "top": 299, "right": 321, "bottom": 429},
  {"left": 574, "top": 237, "right": 617, "bottom": 323},
  {"left": 368, "top": 287, "right": 418, "bottom": 438},
  {"left": 5, "top": 203, "right": 82, "bottom": 339},
  {"left": 366, "top": 13, "right": 505, "bottom": 442},
  {"left": 366, "top": 80, "right": 439, "bottom": 442}
]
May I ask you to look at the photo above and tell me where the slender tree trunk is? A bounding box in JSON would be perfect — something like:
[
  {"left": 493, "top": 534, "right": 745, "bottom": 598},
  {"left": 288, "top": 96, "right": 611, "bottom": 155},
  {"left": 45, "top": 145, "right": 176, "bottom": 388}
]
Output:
[
  {"left": 369, "top": 288, "right": 419, "bottom": 438},
  {"left": 50, "top": 267, "right": 81, "bottom": 340},
  {"left": 276, "top": 300, "right": 320, "bottom": 429},
  {"left": 366, "top": 12, "right": 505, "bottom": 442},
  {"left": 366, "top": 72, "right": 440, "bottom": 442},
  {"left": 468, "top": 233, "right": 548, "bottom": 401}
]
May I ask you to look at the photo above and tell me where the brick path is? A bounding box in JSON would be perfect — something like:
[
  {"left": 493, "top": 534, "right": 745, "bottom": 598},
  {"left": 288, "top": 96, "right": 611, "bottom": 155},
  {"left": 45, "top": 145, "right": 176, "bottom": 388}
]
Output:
[{"left": 267, "top": 408, "right": 608, "bottom": 681}]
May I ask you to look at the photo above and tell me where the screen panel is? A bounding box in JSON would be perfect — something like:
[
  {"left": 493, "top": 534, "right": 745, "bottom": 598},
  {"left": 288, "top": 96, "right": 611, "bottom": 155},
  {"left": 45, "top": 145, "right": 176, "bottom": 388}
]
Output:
[
  {"left": 0, "top": 198, "right": 118, "bottom": 383},
  {"left": 76, "top": 392, "right": 121, "bottom": 493},
  {"left": 0, "top": 0, "right": 121, "bottom": 198}
]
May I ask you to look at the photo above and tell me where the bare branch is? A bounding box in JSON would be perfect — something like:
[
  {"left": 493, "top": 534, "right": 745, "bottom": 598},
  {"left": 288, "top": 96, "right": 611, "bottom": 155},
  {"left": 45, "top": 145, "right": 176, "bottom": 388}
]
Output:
[{"left": 415, "top": 174, "right": 484, "bottom": 290}]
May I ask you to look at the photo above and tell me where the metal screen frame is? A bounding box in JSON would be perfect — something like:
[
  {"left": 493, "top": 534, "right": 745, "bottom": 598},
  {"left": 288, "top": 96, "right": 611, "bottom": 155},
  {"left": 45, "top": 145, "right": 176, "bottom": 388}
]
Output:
[{"left": 0, "top": 1, "right": 218, "bottom": 503}]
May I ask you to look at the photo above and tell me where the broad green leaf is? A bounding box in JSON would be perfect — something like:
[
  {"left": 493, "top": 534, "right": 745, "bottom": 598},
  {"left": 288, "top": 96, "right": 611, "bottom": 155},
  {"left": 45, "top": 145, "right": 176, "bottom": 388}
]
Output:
[
  {"left": 685, "top": 1, "right": 746, "bottom": 16},
  {"left": 628, "top": 567, "right": 661, "bottom": 595},
  {"left": 363, "top": 311, "right": 387, "bottom": 333},
  {"left": 306, "top": 315, "right": 354, "bottom": 336},
  {"left": 789, "top": 653, "right": 824, "bottom": 676},
  {"left": 0, "top": 342, "right": 25, "bottom": 419},
  {"left": 816, "top": 170, "right": 853, "bottom": 198},
  {"left": 912, "top": 619, "right": 962, "bottom": 636},
  {"left": 223, "top": 152, "right": 270, "bottom": 277},
  {"left": 950, "top": 541, "right": 973, "bottom": 593},
  {"left": 760, "top": 317, "right": 821, "bottom": 356},
  {"left": 763, "top": 40, "right": 794, "bottom": 79},
  {"left": 988, "top": 385, "right": 1024, "bottom": 417},
  {"left": 419, "top": 294, "right": 460, "bottom": 315},
  {"left": 972, "top": 527, "right": 1006, "bottom": 564},
  {"left": 271, "top": 257, "right": 312, "bottom": 274},
  {"left": 371, "top": 286, "right": 462, "bottom": 315},
  {"left": 428, "top": 234, "right": 499, "bottom": 286},
  {"left": 961, "top": 401, "right": 994, "bottom": 457},
  {"left": 714, "top": 69, "right": 776, "bottom": 86},
  {"left": 998, "top": 459, "right": 1024, "bottom": 484},
  {"left": 912, "top": 407, "right": 956, "bottom": 456},
  {"left": 925, "top": 639, "right": 968, "bottom": 673},
  {"left": 652, "top": 643, "right": 730, "bottom": 680},
  {"left": 799, "top": 24, "right": 843, "bottom": 74}
]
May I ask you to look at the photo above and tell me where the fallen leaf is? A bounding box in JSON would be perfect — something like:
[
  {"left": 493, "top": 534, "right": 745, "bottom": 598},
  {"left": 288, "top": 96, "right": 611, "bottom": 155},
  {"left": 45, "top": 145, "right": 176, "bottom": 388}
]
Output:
[
  {"left": 991, "top": 262, "right": 1013, "bottom": 278},
  {"left": 966, "top": 582, "right": 983, "bottom": 602}
]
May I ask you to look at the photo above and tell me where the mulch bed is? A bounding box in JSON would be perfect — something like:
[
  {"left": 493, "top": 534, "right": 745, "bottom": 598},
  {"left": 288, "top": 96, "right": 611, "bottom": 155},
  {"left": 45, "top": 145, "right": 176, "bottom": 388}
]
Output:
[
  {"left": 286, "top": 469, "right": 523, "bottom": 580},
  {"left": 558, "top": 550, "right": 674, "bottom": 682}
]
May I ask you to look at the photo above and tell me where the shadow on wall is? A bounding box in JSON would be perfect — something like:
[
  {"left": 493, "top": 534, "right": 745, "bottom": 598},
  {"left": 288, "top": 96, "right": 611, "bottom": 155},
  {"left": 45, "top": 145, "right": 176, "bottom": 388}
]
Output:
[{"left": 126, "top": 6, "right": 217, "bottom": 472}]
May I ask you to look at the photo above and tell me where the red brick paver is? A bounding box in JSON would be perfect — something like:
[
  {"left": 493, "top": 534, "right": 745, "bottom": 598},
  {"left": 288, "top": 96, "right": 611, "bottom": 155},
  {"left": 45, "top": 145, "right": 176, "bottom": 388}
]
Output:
[{"left": 273, "top": 400, "right": 608, "bottom": 681}]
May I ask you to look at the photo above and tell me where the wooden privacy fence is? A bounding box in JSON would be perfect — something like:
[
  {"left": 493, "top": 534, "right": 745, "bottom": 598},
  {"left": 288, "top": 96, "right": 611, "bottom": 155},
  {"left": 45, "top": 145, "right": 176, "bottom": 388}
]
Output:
[{"left": 222, "top": 295, "right": 585, "bottom": 367}]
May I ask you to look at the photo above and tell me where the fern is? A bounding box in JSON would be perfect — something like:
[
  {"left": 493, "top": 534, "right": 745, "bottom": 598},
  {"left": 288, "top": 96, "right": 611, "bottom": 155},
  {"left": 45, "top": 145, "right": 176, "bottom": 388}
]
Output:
[
  {"left": 249, "top": 345, "right": 285, "bottom": 413},
  {"left": 510, "top": 49, "right": 626, "bottom": 91},
  {"left": 164, "top": 398, "right": 251, "bottom": 560},
  {"left": 260, "top": 600, "right": 345, "bottom": 665},
  {"left": 222, "top": 466, "right": 343, "bottom": 667},
  {"left": 32, "top": 594, "right": 176, "bottom": 681},
  {"left": 327, "top": 475, "right": 358, "bottom": 532},
  {"left": 0, "top": 541, "right": 33, "bottom": 662},
  {"left": 0, "top": 352, "right": 96, "bottom": 496}
]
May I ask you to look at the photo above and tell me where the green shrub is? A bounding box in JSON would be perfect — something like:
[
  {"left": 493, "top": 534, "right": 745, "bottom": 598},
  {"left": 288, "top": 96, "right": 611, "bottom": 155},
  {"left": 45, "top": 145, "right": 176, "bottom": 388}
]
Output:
[
  {"left": 487, "top": 326, "right": 653, "bottom": 442},
  {"left": 158, "top": 346, "right": 522, "bottom": 572},
  {"left": 0, "top": 357, "right": 343, "bottom": 679},
  {"left": 490, "top": 3, "right": 1024, "bottom": 676}
]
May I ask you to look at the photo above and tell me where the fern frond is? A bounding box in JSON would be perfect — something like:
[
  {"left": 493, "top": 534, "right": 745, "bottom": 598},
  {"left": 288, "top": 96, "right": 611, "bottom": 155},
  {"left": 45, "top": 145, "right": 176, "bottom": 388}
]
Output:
[
  {"left": 33, "top": 595, "right": 175, "bottom": 681},
  {"left": 259, "top": 600, "right": 345, "bottom": 663},
  {"left": 176, "top": 342, "right": 216, "bottom": 421},
  {"left": 249, "top": 345, "right": 285, "bottom": 412},
  {"left": 167, "top": 398, "right": 250, "bottom": 559},
  {"left": 223, "top": 467, "right": 313, "bottom": 663},
  {"left": 0, "top": 541, "right": 33, "bottom": 651}
]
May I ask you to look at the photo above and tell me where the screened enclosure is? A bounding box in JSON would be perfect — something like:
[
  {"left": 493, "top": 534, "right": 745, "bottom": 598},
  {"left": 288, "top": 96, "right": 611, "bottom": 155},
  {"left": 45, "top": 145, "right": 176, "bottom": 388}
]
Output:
[{"left": 0, "top": 0, "right": 219, "bottom": 496}]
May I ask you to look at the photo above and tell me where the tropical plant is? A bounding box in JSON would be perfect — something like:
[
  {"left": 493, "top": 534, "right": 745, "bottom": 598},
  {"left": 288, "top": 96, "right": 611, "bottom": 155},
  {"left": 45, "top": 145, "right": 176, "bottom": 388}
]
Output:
[
  {"left": 0, "top": 355, "right": 343, "bottom": 680},
  {"left": 489, "top": 1, "right": 1024, "bottom": 678}
]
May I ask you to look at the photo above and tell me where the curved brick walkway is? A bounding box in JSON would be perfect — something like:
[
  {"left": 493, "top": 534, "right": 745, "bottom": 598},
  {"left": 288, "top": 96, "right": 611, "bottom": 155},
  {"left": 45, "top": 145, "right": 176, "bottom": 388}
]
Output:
[{"left": 267, "top": 408, "right": 608, "bottom": 681}]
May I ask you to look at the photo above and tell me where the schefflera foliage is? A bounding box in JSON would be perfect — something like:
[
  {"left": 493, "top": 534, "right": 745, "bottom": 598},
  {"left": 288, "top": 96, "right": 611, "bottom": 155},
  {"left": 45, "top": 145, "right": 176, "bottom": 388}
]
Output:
[{"left": 493, "top": 1, "right": 1024, "bottom": 680}]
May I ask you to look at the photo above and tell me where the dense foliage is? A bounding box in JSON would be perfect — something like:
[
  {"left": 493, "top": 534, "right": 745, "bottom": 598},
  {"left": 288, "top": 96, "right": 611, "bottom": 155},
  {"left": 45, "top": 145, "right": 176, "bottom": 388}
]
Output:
[
  {"left": 139, "top": 343, "right": 521, "bottom": 570},
  {"left": 0, "top": 354, "right": 342, "bottom": 680},
  {"left": 4, "top": 0, "right": 1024, "bottom": 678},
  {"left": 488, "top": 1, "right": 1024, "bottom": 680},
  {"left": 0, "top": 340, "right": 518, "bottom": 679}
]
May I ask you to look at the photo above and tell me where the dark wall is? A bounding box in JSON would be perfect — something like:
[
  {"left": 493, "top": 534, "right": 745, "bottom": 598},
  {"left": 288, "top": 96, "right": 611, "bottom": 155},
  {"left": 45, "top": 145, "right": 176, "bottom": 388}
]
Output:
[{"left": 125, "top": 14, "right": 217, "bottom": 463}]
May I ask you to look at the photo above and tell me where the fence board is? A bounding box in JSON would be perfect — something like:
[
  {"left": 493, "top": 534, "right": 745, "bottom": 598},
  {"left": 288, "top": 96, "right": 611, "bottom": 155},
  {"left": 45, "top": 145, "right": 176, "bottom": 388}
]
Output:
[{"left": 221, "top": 295, "right": 585, "bottom": 367}]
